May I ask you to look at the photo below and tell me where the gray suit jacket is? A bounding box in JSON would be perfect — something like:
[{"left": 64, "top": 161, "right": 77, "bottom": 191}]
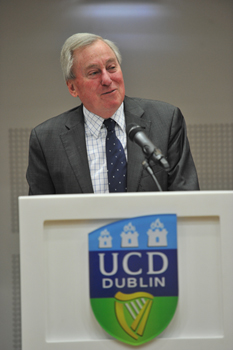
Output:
[{"left": 26, "top": 96, "right": 199, "bottom": 194}]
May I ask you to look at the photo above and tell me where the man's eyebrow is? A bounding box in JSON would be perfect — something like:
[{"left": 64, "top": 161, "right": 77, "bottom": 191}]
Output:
[
  {"left": 85, "top": 64, "right": 99, "bottom": 71},
  {"left": 85, "top": 58, "right": 117, "bottom": 71},
  {"left": 106, "top": 58, "right": 117, "bottom": 64}
]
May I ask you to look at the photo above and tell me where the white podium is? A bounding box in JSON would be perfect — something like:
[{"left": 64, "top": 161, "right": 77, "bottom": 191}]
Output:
[{"left": 19, "top": 191, "right": 233, "bottom": 350}]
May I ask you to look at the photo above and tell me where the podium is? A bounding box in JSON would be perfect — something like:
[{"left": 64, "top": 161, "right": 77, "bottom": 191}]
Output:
[{"left": 19, "top": 191, "right": 233, "bottom": 350}]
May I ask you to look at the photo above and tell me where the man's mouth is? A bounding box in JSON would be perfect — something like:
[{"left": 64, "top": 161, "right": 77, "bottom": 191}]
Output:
[{"left": 102, "top": 89, "right": 116, "bottom": 95}]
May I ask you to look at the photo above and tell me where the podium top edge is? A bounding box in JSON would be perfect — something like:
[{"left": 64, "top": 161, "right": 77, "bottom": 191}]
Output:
[{"left": 18, "top": 190, "right": 233, "bottom": 201}]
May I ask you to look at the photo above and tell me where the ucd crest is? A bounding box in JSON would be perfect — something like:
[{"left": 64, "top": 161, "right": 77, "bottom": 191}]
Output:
[{"left": 88, "top": 214, "right": 178, "bottom": 346}]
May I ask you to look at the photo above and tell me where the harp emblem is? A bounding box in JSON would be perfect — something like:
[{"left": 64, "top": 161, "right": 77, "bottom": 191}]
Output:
[{"left": 115, "top": 291, "right": 153, "bottom": 340}]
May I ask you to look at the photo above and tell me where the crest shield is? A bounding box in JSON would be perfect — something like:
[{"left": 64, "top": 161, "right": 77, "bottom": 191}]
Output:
[{"left": 88, "top": 214, "right": 178, "bottom": 346}]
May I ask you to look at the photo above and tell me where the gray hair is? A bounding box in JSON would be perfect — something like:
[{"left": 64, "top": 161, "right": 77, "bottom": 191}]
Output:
[{"left": 60, "top": 33, "right": 122, "bottom": 82}]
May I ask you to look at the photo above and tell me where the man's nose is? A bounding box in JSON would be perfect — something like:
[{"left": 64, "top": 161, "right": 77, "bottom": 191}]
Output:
[{"left": 101, "top": 70, "right": 112, "bottom": 86}]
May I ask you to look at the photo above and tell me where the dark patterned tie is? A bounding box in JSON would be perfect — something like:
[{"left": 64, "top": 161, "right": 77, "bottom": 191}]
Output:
[{"left": 104, "top": 118, "right": 127, "bottom": 192}]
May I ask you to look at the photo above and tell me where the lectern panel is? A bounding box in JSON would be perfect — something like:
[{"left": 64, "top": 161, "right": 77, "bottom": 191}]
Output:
[{"left": 19, "top": 192, "right": 233, "bottom": 350}]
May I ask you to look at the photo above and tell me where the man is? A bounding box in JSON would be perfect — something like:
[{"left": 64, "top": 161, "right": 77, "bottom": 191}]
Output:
[{"left": 26, "top": 33, "right": 199, "bottom": 194}]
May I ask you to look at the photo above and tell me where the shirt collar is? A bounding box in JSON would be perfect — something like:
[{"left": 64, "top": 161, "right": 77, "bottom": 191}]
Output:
[{"left": 83, "top": 103, "right": 125, "bottom": 138}]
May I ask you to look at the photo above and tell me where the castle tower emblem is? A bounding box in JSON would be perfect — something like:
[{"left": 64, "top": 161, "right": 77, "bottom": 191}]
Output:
[
  {"left": 120, "top": 222, "right": 139, "bottom": 247},
  {"left": 147, "top": 219, "right": 168, "bottom": 247},
  {"left": 98, "top": 229, "right": 112, "bottom": 248}
]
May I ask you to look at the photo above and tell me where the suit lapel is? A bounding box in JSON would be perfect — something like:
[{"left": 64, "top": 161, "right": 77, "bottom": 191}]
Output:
[
  {"left": 124, "top": 96, "right": 152, "bottom": 192},
  {"left": 60, "top": 106, "right": 94, "bottom": 193}
]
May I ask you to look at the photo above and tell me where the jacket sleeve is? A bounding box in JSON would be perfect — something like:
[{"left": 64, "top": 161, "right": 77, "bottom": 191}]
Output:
[
  {"left": 26, "top": 128, "right": 56, "bottom": 195},
  {"left": 167, "top": 107, "right": 199, "bottom": 191}
]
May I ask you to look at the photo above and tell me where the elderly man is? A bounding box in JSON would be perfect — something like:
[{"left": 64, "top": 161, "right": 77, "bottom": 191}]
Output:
[{"left": 26, "top": 33, "right": 199, "bottom": 194}]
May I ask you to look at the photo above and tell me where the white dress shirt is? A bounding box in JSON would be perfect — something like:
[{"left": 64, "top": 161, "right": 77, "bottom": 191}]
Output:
[{"left": 83, "top": 103, "right": 127, "bottom": 193}]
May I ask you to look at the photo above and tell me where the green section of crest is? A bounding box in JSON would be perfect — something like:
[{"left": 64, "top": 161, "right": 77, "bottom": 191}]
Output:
[{"left": 91, "top": 296, "right": 178, "bottom": 346}]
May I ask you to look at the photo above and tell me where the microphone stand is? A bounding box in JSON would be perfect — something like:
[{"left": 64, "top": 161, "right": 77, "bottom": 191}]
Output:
[{"left": 142, "top": 159, "right": 163, "bottom": 192}]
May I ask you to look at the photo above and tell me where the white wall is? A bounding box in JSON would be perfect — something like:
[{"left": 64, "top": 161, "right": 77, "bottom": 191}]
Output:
[{"left": 0, "top": 1, "right": 232, "bottom": 349}]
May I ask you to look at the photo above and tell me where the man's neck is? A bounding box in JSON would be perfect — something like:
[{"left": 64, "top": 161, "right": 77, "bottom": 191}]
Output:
[{"left": 83, "top": 103, "right": 124, "bottom": 120}]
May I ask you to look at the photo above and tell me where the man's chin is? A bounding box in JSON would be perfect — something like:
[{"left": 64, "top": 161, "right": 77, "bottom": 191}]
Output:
[{"left": 97, "top": 101, "right": 122, "bottom": 118}]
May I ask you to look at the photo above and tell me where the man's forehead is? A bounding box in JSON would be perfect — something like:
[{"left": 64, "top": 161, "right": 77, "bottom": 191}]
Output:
[{"left": 74, "top": 41, "right": 117, "bottom": 66}]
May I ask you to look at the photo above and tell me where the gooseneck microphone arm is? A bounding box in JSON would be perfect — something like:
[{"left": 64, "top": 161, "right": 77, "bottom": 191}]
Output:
[{"left": 142, "top": 159, "right": 163, "bottom": 192}]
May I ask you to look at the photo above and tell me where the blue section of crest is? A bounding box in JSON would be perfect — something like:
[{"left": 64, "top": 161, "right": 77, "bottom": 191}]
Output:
[
  {"left": 89, "top": 249, "right": 178, "bottom": 298},
  {"left": 89, "top": 214, "right": 177, "bottom": 251},
  {"left": 88, "top": 214, "right": 178, "bottom": 299}
]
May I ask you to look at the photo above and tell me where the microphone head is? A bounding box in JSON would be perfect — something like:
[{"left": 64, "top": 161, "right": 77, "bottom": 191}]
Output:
[{"left": 126, "top": 123, "right": 144, "bottom": 141}]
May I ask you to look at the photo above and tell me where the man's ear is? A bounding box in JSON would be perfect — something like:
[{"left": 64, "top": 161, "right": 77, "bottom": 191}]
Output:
[{"left": 66, "top": 80, "right": 79, "bottom": 97}]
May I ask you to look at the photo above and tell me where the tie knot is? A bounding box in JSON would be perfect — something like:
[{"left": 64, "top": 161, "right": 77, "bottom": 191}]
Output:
[{"left": 104, "top": 118, "right": 116, "bottom": 132}]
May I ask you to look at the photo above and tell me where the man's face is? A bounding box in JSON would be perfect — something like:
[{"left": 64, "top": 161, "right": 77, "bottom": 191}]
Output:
[{"left": 67, "top": 40, "right": 125, "bottom": 119}]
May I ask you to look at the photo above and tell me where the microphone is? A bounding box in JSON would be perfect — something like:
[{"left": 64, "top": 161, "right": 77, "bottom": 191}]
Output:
[{"left": 127, "top": 123, "right": 170, "bottom": 170}]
